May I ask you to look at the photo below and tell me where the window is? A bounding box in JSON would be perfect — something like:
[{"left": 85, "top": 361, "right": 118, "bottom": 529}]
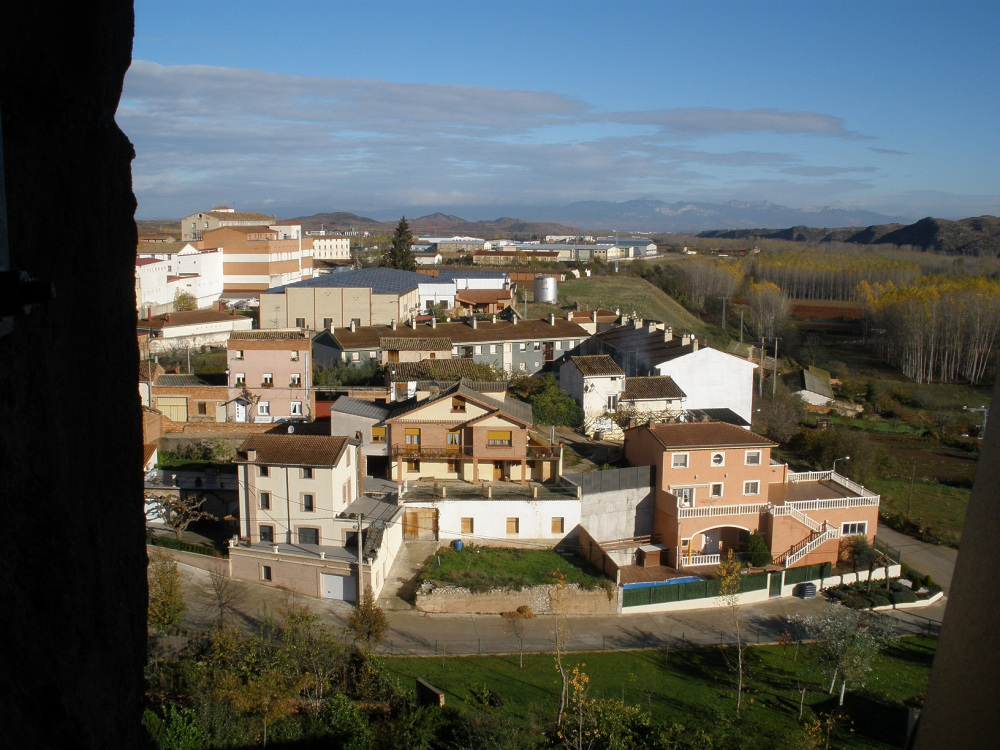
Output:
[
  {"left": 369, "top": 350, "right": 377, "bottom": 359},
  {"left": 235, "top": 373, "right": 245, "bottom": 385},
  {"left": 290, "top": 373, "right": 301, "bottom": 386},
  {"left": 290, "top": 401, "right": 303, "bottom": 416},
  {"left": 295, "top": 317, "right": 306, "bottom": 328},
  {"left": 261, "top": 565, "right": 272, "bottom": 581},
  {"left": 474, "top": 345, "right": 482, "bottom": 355},
  {"left": 745, "top": 450, "right": 761, "bottom": 466},
  {"left": 506, "top": 517, "right": 520, "bottom": 535},
  {"left": 555, "top": 341, "right": 562, "bottom": 350},
  {"left": 447, "top": 429, "right": 462, "bottom": 445},
  {"left": 262, "top": 373, "right": 273, "bottom": 387},
  {"left": 323, "top": 317, "right": 333, "bottom": 330},
  {"left": 518, "top": 343, "right": 526, "bottom": 352},
  {"left": 346, "top": 449, "right": 352, "bottom": 467},
  {"left": 518, "top": 362, "right": 526, "bottom": 372},
  {"left": 490, "top": 344, "right": 497, "bottom": 354},
  {"left": 302, "top": 467, "right": 312, "bottom": 479},
  {"left": 259, "top": 525, "right": 274, "bottom": 543},
  {"left": 406, "top": 459, "right": 420, "bottom": 472},
  {"left": 671, "top": 452, "right": 689, "bottom": 469},
  {"left": 298, "top": 528, "right": 319, "bottom": 545},
  {"left": 711, "top": 452, "right": 725, "bottom": 467},
  {"left": 447, "top": 459, "right": 459, "bottom": 472},
  {"left": 451, "top": 397, "right": 466, "bottom": 412},
  {"left": 258, "top": 401, "right": 270, "bottom": 416},
  {"left": 488, "top": 430, "right": 512, "bottom": 446},
  {"left": 259, "top": 465, "right": 269, "bottom": 477},
  {"left": 303, "top": 494, "right": 315, "bottom": 512},
  {"left": 607, "top": 394, "right": 618, "bottom": 412},
  {"left": 551, "top": 517, "right": 565, "bottom": 534},
  {"left": 233, "top": 349, "right": 244, "bottom": 360},
  {"left": 461, "top": 517, "right": 474, "bottom": 534},
  {"left": 710, "top": 483, "right": 724, "bottom": 498},
  {"left": 290, "top": 351, "right": 300, "bottom": 362},
  {"left": 196, "top": 401, "right": 207, "bottom": 415},
  {"left": 675, "top": 487, "right": 694, "bottom": 507},
  {"left": 842, "top": 522, "right": 868, "bottom": 536},
  {"left": 534, "top": 342, "right": 541, "bottom": 351},
  {"left": 351, "top": 351, "right": 360, "bottom": 361},
  {"left": 743, "top": 480, "right": 760, "bottom": 496},
  {"left": 260, "top": 491, "right": 271, "bottom": 510},
  {"left": 405, "top": 428, "right": 421, "bottom": 445},
  {"left": 371, "top": 426, "right": 386, "bottom": 443}
]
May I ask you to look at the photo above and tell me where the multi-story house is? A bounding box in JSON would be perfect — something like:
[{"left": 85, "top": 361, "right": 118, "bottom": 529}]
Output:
[
  {"left": 180, "top": 206, "right": 277, "bottom": 242},
  {"left": 623, "top": 421, "right": 880, "bottom": 570},
  {"left": 230, "top": 433, "right": 403, "bottom": 601},
  {"left": 227, "top": 330, "right": 313, "bottom": 422},
  {"left": 200, "top": 226, "right": 309, "bottom": 295},
  {"left": 384, "top": 380, "right": 561, "bottom": 484}
]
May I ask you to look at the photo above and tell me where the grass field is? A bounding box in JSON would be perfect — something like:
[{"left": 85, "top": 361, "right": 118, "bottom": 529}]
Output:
[
  {"left": 385, "top": 636, "right": 936, "bottom": 748},
  {"left": 525, "top": 273, "right": 711, "bottom": 337},
  {"left": 419, "top": 545, "right": 610, "bottom": 592},
  {"left": 872, "top": 476, "right": 971, "bottom": 547}
]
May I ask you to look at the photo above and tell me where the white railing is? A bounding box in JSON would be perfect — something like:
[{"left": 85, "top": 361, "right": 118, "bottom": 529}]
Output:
[
  {"left": 787, "top": 470, "right": 878, "bottom": 499},
  {"left": 769, "top": 504, "right": 822, "bottom": 532},
  {"left": 786, "top": 496, "right": 880, "bottom": 512},
  {"left": 785, "top": 524, "right": 841, "bottom": 567},
  {"left": 677, "top": 503, "right": 769, "bottom": 519},
  {"left": 679, "top": 553, "right": 720, "bottom": 568}
]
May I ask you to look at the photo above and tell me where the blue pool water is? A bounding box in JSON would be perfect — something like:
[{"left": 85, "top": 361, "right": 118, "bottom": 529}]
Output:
[{"left": 624, "top": 576, "right": 703, "bottom": 589}]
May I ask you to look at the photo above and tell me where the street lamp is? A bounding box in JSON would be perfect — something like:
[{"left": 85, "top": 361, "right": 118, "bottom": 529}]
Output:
[{"left": 832, "top": 456, "right": 850, "bottom": 475}]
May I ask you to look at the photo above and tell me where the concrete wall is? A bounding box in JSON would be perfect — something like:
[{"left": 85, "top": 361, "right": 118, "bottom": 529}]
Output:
[
  {"left": 405, "top": 498, "right": 581, "bottom": 542},
  {"left": 570, "top": 467, "right": 655, "bottom": 541},
  {"left": 655, "top": 348, "right": 756, "bottom": 424}
]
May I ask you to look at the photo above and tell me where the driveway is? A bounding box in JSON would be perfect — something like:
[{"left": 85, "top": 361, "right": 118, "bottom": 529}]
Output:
[{"left": 877, "top": 523, "right": 958, "bottom": 592}]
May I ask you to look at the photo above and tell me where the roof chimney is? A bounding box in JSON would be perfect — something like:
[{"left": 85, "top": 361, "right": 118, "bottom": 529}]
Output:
[
  {"left": 692, "top": 337, "right": 699, "bottom": 352},
  {"left": 350, "top": 320, "right": 356, "bottom": 333},
  {"left": 591, "top": 310, "right": 597, "bottom": 323},
  {"left": 247, "top": 448, "right": 257, "bottom": 462},
  {"left": 410, "top": 317, "right": 417, "bottom": 330},
  {"left": 635, "top": 318, "right": 643, "bottom": 329},
  {"left": 682, "top": 333, "right": 692, "bottom": 346},
  {"left": 647, "top": 321, "right": 658, "bottom": 333},
  {"left": 431, "top": 317, "right": 437, "bottom": 328},
  {"left": 471, "top": 316, "right": 478, "bottom": 329},
  {"left": 567, "top": 311, "right": 574, "bottom": 322},
  {"left": 491, "top": 314, "right": 496, "bottom": 324},
  {"left": 664, "top": 326, "right": 673, "bottom": 342},
  {"left": 548, "top": 313, "right": 556, "bottom": 326},
  {"left": 391, "top": 319, "right": 397, "bottom": 330}
]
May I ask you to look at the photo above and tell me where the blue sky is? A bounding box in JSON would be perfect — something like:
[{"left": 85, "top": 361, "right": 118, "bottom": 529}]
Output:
[{"left": 121, "top": 1, "right": 1000, "bottom": 221}]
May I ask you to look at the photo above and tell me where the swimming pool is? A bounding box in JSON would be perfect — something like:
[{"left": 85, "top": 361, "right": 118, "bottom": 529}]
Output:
[{"left": 623, "top": 575, "right": 704, "bottom": 589}]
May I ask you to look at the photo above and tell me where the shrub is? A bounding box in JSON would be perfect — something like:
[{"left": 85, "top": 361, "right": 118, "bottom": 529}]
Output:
[
  {"left": 892, "top": 589, "right": 918, "bottom": 605},
  {"left": 842, "top": 593, "right": 867, "bottom": 610},
  {"left": 868, "top": 593, "right": 891, "bottom": 609},
  {"left": 746, "top": 531, "right": 772, "bottom": 567}
]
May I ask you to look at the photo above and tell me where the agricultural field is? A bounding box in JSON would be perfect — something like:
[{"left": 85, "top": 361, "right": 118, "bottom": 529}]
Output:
[{"left": 386, "top": 636, "right": 937, "bottom": 749}]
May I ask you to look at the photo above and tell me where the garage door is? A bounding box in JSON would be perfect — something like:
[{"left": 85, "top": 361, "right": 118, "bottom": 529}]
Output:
[
  {"left": 321, "top": 573, "right": 358, "bottom": 603},
  {"left": 403, "top": 508, "right": 438, "bottom": 541},
  {"left": 156, "top": 397, "right": 187, "bottom": 422}
]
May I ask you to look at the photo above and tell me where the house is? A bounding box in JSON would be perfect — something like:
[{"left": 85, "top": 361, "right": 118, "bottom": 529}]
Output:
[
  {"left": 384, "top": 358, "right": 509, "bottom": 401},
  {"left": 591, "top": 319, "right": 757, "bottom": 424},
  {"left": 623, "top": 421, "right": 880, "bottom": 570},
  {"left": 231, "top": 433, "right": 403, "bottom": 600},
  {"left": 180, "top": 207, "right": 277, "bottom": 242},
  {"left": 137, "top": 308, "right": 254, "bottom": 354},
  {"left": 226, "top": 330, "right": 314, "bottom": 423},
  {"left": 199, "top": 225, "right": 310, "bottom": 294},
  {"left": 150, "top": 373, "right": 229, "bottom": 423},
  {"left": 315, "top": 314, "right": 589, "bottom": 376},
  {"left": 561, "top": 355, "right": 687, "bottom": 438},
  {"left": 453, "top": 287, "right": 513, "bottom": 315},
  {"left": 789, "top": 365, "right": 835, "bottom": 407}
]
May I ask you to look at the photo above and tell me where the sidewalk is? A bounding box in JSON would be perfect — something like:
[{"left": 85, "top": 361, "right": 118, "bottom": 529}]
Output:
[{"left": 877, "top": 522, "right": 958, "bottom": 592}]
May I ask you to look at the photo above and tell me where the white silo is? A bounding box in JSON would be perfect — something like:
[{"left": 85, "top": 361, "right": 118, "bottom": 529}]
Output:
[{"left": 534, "top": 275, "right": 558, "bottom": 303}]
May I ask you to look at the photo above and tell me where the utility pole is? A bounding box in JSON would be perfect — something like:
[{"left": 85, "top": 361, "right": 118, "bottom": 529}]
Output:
[
  {"left": 906, "top": 460, "right": 916, "bottom": 526},
  {"left": 721, "top": 296, "right": 729, "bottom": 330},
  {"left": 356, "top": 513, "right": 365, "bottom": 594},
  {"left": 739, "top": 310, "right": 744, "bottom": 343},
  {"left": 758, "top": 338, "right": 765, "bottom": 396},
  {"left": 772, "top": 337, "right": 780, "bottom": 396}
]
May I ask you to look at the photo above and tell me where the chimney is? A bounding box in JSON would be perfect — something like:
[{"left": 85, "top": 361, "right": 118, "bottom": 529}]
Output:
[
  {"left": 391, "top": 319, "right": 397, "bottom": 330},
  {"left": 491, "top": 314, "right": 496, "bottom": 324},
  {"left": 350, "top": 320, "right": 357, "bottom": 333},
  {"left": 692, "top": 337, "right": 699, "bottom": 352},
  {"left": 567, "top": 311, "right": 574, "bottom": 322},
  {"left": 663, "top": 327, "right": 673, "bottom": 342},
  {"left": 647, "top": 321, "right": 658, "bottom": 333},
  {"left": 512, "top": 315, "right": 518, "bottom": 326},
  {"left": 247, "top": 448, "right": 257, "bottom": 462},
  {"left": 431, "top": 317, "right": 437, "bottom": 328},
  {"left": 166, "top": 313, "right": 171, "bottom": 323},
  {"left": 682, "top": 333, "right": 692, "bottom": 346},
  {"left": 548, "top": 313, "right": 556, "bottom": 326},
  {"left": 410, "top": 317, "right": 417, "bottom": 330},
  {"left": 355, "top": 430, "right": 362, "bottom": 441},
  {"left": 591, "top": 310, "right": 597, "bottom": 323},
  {"left": 471, "top": 316, "right": 478, "bottom": 329},
  {"left": 635, "top": 318, "right": 643, "bottom": 329}
]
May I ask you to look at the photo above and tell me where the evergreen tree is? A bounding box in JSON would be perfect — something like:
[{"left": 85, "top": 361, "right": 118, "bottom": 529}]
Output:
[{"left": 381, "top": 216, "right": 416, "bottom": 271}]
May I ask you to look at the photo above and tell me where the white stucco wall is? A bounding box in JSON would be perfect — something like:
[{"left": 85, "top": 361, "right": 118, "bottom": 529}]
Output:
[
  {"left": 405, "top": 499, "right": 581, "bottom": 543},
  {"left": 655, "top": 348, "right": 757, "bottom": 424}
]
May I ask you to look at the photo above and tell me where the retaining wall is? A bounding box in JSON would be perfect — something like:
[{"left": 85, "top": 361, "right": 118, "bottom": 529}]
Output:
[{"left": 416, "top": 582, "right": 618, "bottom": 615}]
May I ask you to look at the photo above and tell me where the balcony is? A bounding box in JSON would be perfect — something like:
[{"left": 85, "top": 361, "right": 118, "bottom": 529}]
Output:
[{"left": 391, "top": 444, "right": 472, "bottom": 459}]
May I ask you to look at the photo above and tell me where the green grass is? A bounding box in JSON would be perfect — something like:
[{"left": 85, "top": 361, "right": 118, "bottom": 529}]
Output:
[
  {"left": 872, "top": 476, "right": 970, "bottom": 546},
  {"left": 419, "top": 545, "right": 610, "bottom": 592},
  {"left": 384, "top": 636, "right": 936, "bottom": 748}
]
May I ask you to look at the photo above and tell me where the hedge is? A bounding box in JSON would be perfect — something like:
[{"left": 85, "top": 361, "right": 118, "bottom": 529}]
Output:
[
  {"left": 146, "top": 533, "right": 224, "bottom": 558},
  {"left": 784, "top": 562, "right": 833, "bottom": 585}
]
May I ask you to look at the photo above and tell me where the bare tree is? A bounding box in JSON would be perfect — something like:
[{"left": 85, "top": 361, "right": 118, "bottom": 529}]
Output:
[
  {"left": 146, "top": 492, "right": 215, "bottom": 541},
  {"left": 501, "top": 605, "right": 535, "bottom": 668},
  {"left": 200, "top": 561, "right": 250, "bottom": 626},
  {"left": 718, "top": 550, "right": 747, "bottom": 717},
  {"left": 348, "top": 585, "right": 388, "bottom": 652}
]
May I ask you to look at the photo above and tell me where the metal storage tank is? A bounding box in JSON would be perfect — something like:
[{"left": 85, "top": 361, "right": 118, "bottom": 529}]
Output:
[{"left": 534, "top": 275, "right": 558, "bottom": 303}]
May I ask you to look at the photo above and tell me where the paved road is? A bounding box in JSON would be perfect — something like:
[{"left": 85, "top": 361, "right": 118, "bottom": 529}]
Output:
[{"left": 877, "top": 523, "right": 958, "bottom": 591}]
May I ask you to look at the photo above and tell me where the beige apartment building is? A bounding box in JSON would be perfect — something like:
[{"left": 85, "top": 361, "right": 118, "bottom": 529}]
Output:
[
  {"left": 200, "top": 226, "right": 313, "bottom": 294},
  {"left": 181, "top": 207, "right": 276, "bottom": 241},
  {"left": 227, "top": 330, "right": 314, "bottom": 422}
]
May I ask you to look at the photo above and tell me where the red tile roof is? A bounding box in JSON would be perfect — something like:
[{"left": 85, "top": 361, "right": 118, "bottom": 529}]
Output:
[
  {"left": 642, "top": 421, "right": 775, "bottom": 449},
  {"left": 236, "top": 434, "right": 350, "bottom": 466}
]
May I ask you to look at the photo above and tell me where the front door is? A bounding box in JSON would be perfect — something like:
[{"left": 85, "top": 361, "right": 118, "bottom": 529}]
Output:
[
  {"left": 235, "top": 400, "right": 247, "bottom": 422},
  {"left": 702, "top": 529, "right": 721, "bottom": 555},
  {"left": 493, "top": 460, "right": 504, "bottom": 480}
]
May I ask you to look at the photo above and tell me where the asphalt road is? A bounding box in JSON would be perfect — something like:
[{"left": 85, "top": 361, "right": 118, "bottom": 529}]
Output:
[{"left": 876, "top": 523, "right": 958, "bottom": 591}]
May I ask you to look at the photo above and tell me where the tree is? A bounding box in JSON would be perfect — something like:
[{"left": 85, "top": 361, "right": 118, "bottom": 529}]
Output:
[
  {"left": 501, "top": 605, "right": 535, "bottom": 668},
  {"left": 199, "top": 562, "right": 250, "bottom": 626},
  {"left": 796, "top": 607, "right": 898, "bottom": 706},
  {"left": 380, "top": 216, "right": 416, "bottom": 271},
  {"left": 146, "top": 492, "right": 216, "bottom": 540},
  {"left": 717, "top": 550, "right": 747, "bottom": 717},
  {"left": 510, "top": 372, "right": 583, "bottom": 428},
  {"left": 173, "top": 289, "right": 197, "bottom": 311},
  {"left": 746, "top": 530, "right": 772, "bottom": 567},
  {"left": 147, "top": 549, "right": 186, "bottom": 634},
  {"left": 348, "top": 585, "right": 388, "bottom": 651},
  {"left": 752, "top": 388, "right": 806, "bottom": 444}
]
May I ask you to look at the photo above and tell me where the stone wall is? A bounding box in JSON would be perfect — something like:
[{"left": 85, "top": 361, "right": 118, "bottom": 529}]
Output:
[{"left": 416, "top": 582, "right": 618, "bottom": 615}]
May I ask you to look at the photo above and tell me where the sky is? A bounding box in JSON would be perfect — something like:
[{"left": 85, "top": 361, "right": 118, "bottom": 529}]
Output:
[{"left": 121, "top": 1, "right": 1000, "bottom": 222}]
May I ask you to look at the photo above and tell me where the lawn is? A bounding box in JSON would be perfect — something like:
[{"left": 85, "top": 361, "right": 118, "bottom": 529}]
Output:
[
  {"left": 419, "top": 545, "right": 610, "bottom": 592},
  {"left": 385, "top": 636, "right": 936, "bottom": 748},
  {"left": 872, "top": 476, "right": 971, "bottom": 547}
]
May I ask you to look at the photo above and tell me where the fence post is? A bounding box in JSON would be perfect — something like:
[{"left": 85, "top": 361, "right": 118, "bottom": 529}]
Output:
[
  {"left": 434, "top": 639, "right": 438, "bottom": 655},
  {"left": 602, "top": 635, "right": 606, "bottom": 650}
]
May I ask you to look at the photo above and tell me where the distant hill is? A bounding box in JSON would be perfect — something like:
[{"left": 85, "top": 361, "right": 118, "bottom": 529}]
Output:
[
  {"left": 699, "top": 215, "right": 1000, "bottom": 256},
  {"left": 285, "top": 211, "right": 579, "bottom": 239},
  {"left": 284, "top": 212, "right": 390, "bottom": 234}
]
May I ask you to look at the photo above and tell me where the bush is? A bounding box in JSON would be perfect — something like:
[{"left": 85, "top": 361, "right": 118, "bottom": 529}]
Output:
[
  {"left": 842, "top": 593, "right": 867, "bottom": 609},
  {"left": 746, "top": 531, "right": 772, "bottom": 567},
  {"left": 892, "top": 589, "right": 918, "bottom": 605},
  {"left": 868, "top": 593, "right": 891, "bottom": 609}
]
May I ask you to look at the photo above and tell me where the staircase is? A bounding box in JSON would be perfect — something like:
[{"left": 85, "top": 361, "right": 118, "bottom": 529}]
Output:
[{"left": 772, "top": 522, "right": 840, "bottom": 567}]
